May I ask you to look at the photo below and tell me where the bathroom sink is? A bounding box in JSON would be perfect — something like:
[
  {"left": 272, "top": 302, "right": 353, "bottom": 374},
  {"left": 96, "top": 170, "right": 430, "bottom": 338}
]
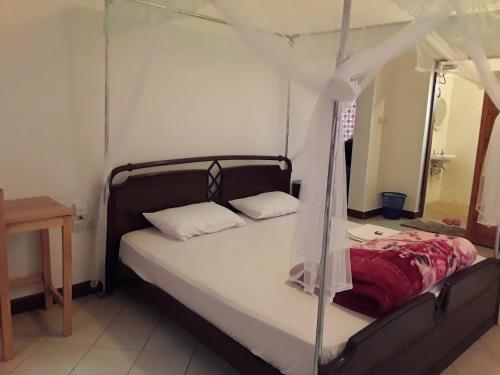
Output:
[
  {"left": 431, "top": 154, "right": 456, "bottom": 162},
  {"left": 430, "top": 154, "right": 456, "bottom": 176}
]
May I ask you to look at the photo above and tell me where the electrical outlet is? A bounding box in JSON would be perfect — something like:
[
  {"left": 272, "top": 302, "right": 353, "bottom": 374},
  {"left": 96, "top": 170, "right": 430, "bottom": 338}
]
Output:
[
  {"left": 73, "top": 218, "right": 94, "bottom": 232},
  {"left": 74, "top": 204, "right": 89, "bottom": 218}
]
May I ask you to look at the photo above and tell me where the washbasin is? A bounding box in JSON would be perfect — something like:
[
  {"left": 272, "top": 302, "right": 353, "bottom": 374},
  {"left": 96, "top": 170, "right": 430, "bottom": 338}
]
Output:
[
  {"left": 431, "top": 153, "right": 456, "bottom": 162},
  {"left": 430, "top": 153, "right": 456, "bottom": 176}
]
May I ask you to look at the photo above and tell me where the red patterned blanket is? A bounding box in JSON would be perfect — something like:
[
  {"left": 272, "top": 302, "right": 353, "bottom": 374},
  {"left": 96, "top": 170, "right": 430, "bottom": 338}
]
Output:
[
  {"left": 290, "top": 231, "right": 477, "bottom": 317},
  {"left": 333, "top": 231, "right": 477, "bottom": 317}
]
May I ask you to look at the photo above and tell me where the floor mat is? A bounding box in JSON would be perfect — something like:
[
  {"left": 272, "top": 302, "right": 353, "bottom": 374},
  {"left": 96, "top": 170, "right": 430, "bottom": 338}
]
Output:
[{"left": 401, "top": 218, "right": 467, "bottom": 237}]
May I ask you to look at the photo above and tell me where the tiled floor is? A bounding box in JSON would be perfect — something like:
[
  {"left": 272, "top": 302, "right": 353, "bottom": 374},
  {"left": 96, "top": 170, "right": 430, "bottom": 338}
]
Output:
[
  {"left": 0, "top": 215, "right": 498, "bottom": 375},
  {"left": 2, "top": 287, "right": 500, "bottom": 375},
  {"left": 0, "top": 291, "right": 238, "bottom": 375}
]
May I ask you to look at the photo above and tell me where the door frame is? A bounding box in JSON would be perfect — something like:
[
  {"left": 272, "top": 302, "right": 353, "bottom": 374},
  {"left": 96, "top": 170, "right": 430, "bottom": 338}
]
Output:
[
  {"left": 418, "top": 71, "right": 440, "bottom": 217},
  {"left": 466, "top": 94, "right": 499, "bottom": 248}
]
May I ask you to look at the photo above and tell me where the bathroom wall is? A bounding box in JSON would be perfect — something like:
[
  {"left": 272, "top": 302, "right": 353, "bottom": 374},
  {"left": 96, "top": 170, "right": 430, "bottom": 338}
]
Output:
[
  {"left": 426, "top": 75, "right": 455, "bottom": 203},
  {"left": 349, "top": 49, "right": 432, "bottom": 213},
  {"left": 425, "top": 75, "right": 483, "bottom": 206},
  {"left": 440, "top": 78, "right": 483, "bottom": 205}
]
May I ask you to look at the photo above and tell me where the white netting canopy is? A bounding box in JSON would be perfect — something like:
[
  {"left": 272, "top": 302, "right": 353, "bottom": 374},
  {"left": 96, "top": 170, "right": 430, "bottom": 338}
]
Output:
[
  {"left": 98, "top": 0, "right": 500, "bottom": 292},
  {"left": 93, "top": 0, "right": 500, "bottom": 370}
]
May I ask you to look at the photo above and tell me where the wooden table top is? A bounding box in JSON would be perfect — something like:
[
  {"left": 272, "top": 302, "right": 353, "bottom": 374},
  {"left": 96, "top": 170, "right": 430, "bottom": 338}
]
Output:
[{"left": 4, "top": 196, "right": 74, "bottom": 224}]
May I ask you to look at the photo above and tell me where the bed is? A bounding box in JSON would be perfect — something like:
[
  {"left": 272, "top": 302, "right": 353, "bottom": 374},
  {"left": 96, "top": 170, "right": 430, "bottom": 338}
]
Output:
[{"left": 105, "top": 155, "right": 500, "bottom": 375}]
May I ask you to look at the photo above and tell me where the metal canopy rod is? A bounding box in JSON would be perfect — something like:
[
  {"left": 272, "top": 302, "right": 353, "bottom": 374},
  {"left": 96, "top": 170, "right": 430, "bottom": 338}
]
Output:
[
  {"left": 132, "top": 0, "right": 228, "bottom": 25},
  {"left": 129, "top": 0, "right": 406, "bottom": 41},
  {"left": 284, "top": 38, "right": 295, "bottom": 158},
  {"left": 104, "top": 0, "right": 110, "bottom": 156},
  {"left": 312, "top": 0, "right": 352, "bottom": 374},
  {"left": 284, "top": 79, "right": 291, "bottom": 158},
  {"left": 495, "top": 226, "right": 500, "bottom": 259},
  {"left": 289, "top": 19, "right": 410, "bottom": 40},
  {"left": 130, "top": 0, "right": 290, "bottom": 39}
]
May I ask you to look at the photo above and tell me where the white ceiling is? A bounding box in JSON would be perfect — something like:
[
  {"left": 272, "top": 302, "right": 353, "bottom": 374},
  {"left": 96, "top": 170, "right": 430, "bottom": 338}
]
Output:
[{"left": 195, "top": 1, "right": 414, "bottom": 35}]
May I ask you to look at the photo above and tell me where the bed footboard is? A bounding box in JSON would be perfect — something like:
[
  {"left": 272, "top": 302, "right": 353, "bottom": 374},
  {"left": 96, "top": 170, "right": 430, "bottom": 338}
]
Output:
[{"left": 321, "top": 258, "right": 500, "bottom": 375}]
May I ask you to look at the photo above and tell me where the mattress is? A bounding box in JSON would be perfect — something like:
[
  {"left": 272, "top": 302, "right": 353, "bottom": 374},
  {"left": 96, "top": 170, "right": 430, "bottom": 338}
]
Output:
[
  {"left": 120, "top": 214, "right": 373, "bottom": 375},
  {"left": 120, "top": 214, "right": 483, "bottom": 375}
]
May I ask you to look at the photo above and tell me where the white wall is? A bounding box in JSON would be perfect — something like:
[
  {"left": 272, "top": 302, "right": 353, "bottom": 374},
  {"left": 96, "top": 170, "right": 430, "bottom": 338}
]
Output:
[
  {"left": 425, "top": 75, "right": 483, "bottom": 206},
  {"left": 348, "top": 82, "right": 376, "bottom": 211},
  {"left": 377, "top": 50, "right": 431, "bottom": 212},
  {"left": 349, "top": 49, "right": 431, "bottom": 213},
  {"left": 441, "top": 78, "right": 483, "bottom": 204},
  {"left": 108, "top": 19, "right": 288, "bottom": 166},
  {"left": 0, "top": 2, "right": 288, "bottom": 299},
  {"left": 0, "top": 1, "right": 104, "bottom": 299},
  {"left": 348, "top": 81, "right": 385, "bottom": 212},
  {"left": 289, "top": 22, "right": 410, "bottom": 195},
  {"left": 290, "top": 47, "right": 431, "bottom": 215}
]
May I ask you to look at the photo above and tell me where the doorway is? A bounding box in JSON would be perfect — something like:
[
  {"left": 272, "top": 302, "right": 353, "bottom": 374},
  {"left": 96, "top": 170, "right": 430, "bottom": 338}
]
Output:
[
  {"left": 422, "top": 66, "right": 483, "bottom": 227},
  {"left": 467, "top": 94, "right": 499, "bottom": 248},
  {"left": 420, "top": 62, "right": 498, "bottom": 248}
]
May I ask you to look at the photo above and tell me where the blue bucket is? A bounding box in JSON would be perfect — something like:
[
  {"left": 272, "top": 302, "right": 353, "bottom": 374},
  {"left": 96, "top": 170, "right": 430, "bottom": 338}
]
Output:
[{"left": 380, "top": 192, "right": 407, "bottom": 220}]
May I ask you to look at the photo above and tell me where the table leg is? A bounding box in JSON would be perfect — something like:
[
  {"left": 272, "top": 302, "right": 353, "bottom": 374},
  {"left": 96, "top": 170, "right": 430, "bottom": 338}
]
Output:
[
  {"left": 40, "top": 229, "right": 53, "bottom": 310},
  {"left": 0, "top": 239, "right": 14, "bottom": 361},
  {"left": 62, "top": 216, "right": 72, "bottom": 336}
]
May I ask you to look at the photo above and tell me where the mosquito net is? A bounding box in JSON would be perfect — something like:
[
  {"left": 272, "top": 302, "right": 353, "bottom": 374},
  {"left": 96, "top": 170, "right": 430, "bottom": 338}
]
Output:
[
  {"left": 404, "top": 0, "right": 500, "bottom": 227},
  {"left": 93, "top": 0, "right": 500, "bottom": 372}
]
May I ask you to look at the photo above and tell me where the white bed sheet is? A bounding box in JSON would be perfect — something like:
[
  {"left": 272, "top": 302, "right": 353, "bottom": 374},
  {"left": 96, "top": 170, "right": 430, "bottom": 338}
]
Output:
[
  {"left": 120, "top": 214, "right": 484, "bottom": 375},
  {"left": 120, "top": 214, "right": 373, "bottom": 375}
]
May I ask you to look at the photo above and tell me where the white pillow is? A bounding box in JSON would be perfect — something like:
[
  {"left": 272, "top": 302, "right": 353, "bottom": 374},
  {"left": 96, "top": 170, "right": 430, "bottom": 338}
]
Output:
[
  {"left": 229, "top": 191, "right": 299, "bottom": 220},
  {"left": 143, "top": 201, "right": 246, "bottom": 240}
]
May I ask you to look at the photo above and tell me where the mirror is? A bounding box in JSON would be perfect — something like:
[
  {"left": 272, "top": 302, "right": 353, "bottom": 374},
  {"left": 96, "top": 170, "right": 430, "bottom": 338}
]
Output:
[{"left": 433, "top": 97, "right": 447, "bottom": 131}]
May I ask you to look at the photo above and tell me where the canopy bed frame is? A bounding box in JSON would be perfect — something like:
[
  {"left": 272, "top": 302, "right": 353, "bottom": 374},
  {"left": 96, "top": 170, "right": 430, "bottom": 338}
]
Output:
[
  {"left": 103, "top": 1, "right": 500, "bottom": 372},
  {"left": 105, "top": 155, "right": 500, "bottom": 375}
]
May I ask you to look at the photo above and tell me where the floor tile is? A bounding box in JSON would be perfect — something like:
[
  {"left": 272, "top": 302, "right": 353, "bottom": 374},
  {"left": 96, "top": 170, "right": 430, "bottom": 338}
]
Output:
[
  {"left": 72, "top": 294, "right": 127, "bottom": 325},
  {"left": 71, "top": 347, "right": 139, "bottom": 375},
  {"left": 129, "top": 350, "right": 192, "bottom": 375},
  {"left": 46, "top": 317, "right": 108, "bottom": 346},
  {"left": 469, "top": 336, "right": 491, "bottom": 352},
  {"left": 12, "top": 342, "right": 88, "bottom": 375},
  {"left": 6, "top": 280, "right": 500, "bottom": 375},
  {"left": 186, "top": 344, "right": 239, "bottom": 375},
  {"left": 114, "top": 301, "right": 161, "bottom": 325},
  {"left": 12, "top": 300, "right": 87, "bottom": 337},
  {"left": 349, "top": 216, "right": 411, "bottom": 232},
  {"left": 479, "top": 325, "right": 500, "bottom": 361},
  {"left": 441, "top": 365, "right": 459, "bottom": 375},
  {"left": 477, "top": 245, "right": 494, "bottom": 258},
  {"left": 453, "top": 347, "right": 500, "bottom": 375},
  {"left": 94, "top": 321, "right": 155, "bottom": 350},
  {"left": 12, "top": 309, "right": 59, "bottom": 339},
  {"left": 144, "top": 317, "right": 196, "bottom": 355},
  {"left": 0, "top": 338, "right": 45, "bottom": 373}
]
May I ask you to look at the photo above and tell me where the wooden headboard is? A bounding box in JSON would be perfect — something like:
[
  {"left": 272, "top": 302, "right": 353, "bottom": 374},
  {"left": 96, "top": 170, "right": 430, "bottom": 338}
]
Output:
[{"left": 105, "top": 155, "right": 292, "bottom": 291}]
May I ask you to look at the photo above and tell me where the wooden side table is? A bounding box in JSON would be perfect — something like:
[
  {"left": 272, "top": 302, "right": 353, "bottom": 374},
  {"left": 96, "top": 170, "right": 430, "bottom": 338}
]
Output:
[{"left": 0, "top": 189, "right": 74, "bottom": 361}]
